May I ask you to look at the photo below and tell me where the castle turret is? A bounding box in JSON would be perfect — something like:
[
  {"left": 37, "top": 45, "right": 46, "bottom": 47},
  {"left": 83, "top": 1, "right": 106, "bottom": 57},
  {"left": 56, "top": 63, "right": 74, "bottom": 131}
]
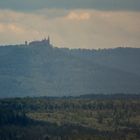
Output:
[
  {"left": 25, "top": 41, "right": 28, "bottom": 45},
  {"left": 48, "top": 36, "right": 50, "bottom": 45}
]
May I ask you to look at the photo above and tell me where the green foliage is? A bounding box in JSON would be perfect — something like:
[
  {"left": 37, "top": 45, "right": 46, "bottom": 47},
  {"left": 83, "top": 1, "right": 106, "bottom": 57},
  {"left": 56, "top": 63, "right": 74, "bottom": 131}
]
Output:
[
  {"left": 0, "top": 108, "right": 30, "bottom": 126},
  {"left": 0, "top": 96, "right": 140, "bottom": 140}
]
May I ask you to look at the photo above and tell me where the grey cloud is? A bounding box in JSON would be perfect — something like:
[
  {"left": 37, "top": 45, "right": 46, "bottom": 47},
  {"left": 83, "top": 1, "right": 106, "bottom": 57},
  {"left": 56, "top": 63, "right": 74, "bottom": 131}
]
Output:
[
  {"left": 0, "top": 0, "right": 140, "bottom": 11},
  {"left": 0, "top": 9, "right": 140, "bottom": 48}
]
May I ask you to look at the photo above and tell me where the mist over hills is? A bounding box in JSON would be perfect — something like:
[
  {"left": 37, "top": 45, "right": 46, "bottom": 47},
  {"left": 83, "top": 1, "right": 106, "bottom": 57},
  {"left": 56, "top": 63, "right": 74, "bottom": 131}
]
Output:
[{"left": 0, "top": 39, "right": 140, "bottom": 97}]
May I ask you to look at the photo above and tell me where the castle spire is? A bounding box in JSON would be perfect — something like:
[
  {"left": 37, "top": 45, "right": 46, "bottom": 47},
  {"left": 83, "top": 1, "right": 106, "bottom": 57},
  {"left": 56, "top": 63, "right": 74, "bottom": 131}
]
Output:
[{"left": 48, "top": 36, "right": 50, "bottom": 45}]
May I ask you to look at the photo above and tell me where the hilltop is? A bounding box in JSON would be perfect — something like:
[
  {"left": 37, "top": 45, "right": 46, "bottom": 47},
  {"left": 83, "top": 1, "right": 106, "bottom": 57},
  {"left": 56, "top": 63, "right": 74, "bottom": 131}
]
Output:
[{"left": 0, "top": 39, "right": 140, "bottom": 97}]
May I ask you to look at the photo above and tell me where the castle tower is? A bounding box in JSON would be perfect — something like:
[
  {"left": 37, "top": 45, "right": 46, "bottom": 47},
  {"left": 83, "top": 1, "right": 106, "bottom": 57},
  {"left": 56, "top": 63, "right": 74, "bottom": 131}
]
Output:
[
  {"left": 25, "top": 41, "right": 28, "bottom": 45},
  {"left": 48, "top": 36, "right": 50, "bottom": 45}
]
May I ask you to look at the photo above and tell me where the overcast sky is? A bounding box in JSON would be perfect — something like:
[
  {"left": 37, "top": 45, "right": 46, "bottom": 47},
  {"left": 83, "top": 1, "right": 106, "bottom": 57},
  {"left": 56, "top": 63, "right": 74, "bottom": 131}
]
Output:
[{"left": 0, "top": 0, "right": 140, "bottom": 49}]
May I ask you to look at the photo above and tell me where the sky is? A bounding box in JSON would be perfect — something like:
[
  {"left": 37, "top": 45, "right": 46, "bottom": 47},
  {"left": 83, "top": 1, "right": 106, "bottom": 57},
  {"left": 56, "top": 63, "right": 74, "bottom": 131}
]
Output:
[{"left": 0, "top": 0, "right": 140, "bottom": 49}]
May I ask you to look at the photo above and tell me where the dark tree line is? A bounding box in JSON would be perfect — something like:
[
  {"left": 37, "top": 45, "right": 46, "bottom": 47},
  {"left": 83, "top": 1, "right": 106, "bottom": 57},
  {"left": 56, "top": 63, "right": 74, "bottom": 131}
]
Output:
[{"left": 0, "top": 108, "right": 30, "bottom": 126}]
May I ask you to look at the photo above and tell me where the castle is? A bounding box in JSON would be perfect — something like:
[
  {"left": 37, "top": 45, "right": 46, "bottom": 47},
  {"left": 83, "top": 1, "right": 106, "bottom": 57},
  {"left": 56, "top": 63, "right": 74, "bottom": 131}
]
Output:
[{"left": 28, "top": 36, "right": 50, "bottom": 46}]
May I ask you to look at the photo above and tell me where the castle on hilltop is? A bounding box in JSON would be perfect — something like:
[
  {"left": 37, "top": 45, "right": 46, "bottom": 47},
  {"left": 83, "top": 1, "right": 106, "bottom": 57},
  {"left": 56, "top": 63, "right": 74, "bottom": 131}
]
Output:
[{"left": 28, "top": 36, "right": 50, "bottom": 46}]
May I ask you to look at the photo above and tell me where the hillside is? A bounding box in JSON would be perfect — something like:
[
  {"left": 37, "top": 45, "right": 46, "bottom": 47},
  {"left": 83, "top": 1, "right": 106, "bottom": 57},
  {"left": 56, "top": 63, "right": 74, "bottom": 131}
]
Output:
[{"left": 0, "top": 40, "right": 140, "bottom": 97}]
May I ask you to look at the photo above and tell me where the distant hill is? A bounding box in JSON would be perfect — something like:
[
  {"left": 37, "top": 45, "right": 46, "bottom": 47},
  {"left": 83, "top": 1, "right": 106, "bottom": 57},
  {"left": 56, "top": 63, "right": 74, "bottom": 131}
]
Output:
[{"left": 0, "top": 40, "right": 140, "bottom": 97}]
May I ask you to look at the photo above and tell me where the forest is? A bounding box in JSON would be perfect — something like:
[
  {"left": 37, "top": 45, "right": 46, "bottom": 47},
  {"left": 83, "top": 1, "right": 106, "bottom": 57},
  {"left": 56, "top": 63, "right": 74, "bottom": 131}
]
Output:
[
  {"left": 0, "top": 94, "right": 140, "bottom": 140},
  {"left": 0, "top": 44, "right": 140, "bottom": 97}
]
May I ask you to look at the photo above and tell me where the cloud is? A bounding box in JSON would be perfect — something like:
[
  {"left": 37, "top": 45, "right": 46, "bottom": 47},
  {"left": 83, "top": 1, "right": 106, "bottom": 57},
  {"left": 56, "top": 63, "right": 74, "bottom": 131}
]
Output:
[
  {"left": 0, "top": 0, "right": 140, "bottom": 11},
  {"left": 66, "top": 12, "right": 91, "bottom": 20},
  {"left": 0, "top": 9, "right": 140, "bottom": 49},
  {"left": 0, "top": 23, "right": 23, "bottom": 33}
]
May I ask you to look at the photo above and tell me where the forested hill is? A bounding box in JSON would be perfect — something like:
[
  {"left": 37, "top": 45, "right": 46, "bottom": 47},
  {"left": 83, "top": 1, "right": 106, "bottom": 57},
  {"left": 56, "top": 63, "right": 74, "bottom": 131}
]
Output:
[{"left": 0, "top": 42, "right": 140, "bottom": 97}]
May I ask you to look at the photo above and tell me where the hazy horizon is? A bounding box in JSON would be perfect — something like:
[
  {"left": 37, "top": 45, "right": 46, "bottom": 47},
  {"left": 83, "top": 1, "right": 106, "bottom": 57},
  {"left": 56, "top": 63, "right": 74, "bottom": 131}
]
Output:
[{"left": 0, "top": 0, "right": 140, "bottom": 49}]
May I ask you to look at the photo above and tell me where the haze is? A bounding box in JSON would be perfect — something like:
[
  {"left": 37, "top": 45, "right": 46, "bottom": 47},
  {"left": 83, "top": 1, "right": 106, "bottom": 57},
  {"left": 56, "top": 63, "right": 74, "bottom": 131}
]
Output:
[{"left": 0, "top": 0, "right": 140, "bottom": 49}]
